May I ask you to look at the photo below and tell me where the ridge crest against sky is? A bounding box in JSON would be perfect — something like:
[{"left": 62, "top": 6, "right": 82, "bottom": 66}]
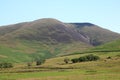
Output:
[{"left": 0, "top": 0, "right": 120, "bottom": 33}]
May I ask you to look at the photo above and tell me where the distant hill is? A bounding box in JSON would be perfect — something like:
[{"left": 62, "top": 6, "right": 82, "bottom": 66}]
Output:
[
  {"left": 0, "top": 18, "right": 120, "bottom": 63},
  {"left": 0, "top": 18, "right": 90, "bottom": 43}
]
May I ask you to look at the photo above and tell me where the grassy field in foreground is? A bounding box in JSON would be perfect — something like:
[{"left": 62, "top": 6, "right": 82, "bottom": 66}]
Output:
[
  {"left": 0, "top": 69, "right": 120, "bottom": 80},
  {"left": 0, "top": 52, "right": 120, "bottom": 80}
]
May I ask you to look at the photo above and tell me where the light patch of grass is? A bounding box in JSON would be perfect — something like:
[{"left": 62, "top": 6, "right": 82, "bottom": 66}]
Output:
[
  {"left": 19, "top": 73, "right": 120, "bottom": 80},
  {"left": 42, "top": 56, "right": 120, "bottom": 70},
  {"left": 0, "top": 55, "right": 7, "bottom": 58}
]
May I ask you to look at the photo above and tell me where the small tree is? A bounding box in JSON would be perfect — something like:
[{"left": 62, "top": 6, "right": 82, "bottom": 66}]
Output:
[
  {"left": 106, "top": 56, "right": 111, "bottom": 59},
  {"left": 36, "top": 60, "right": 42, "bottom": 65},
  {"left": 36, "top": 59, "right": 45, "bottom": 66},
  {"left": 64, "top": 58, "right": 69, "bottom": 64},
  {"left": 27, "top": 62, "right": 32, "bottom": 67}
]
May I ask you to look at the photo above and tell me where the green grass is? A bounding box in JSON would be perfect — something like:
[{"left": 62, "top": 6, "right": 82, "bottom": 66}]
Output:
[
  {"left": 0, "top": 45, "right": 32, "bottom": 63},
  {"left": 0, "top": 50, "right": 120, "bottom": 80},
  {"left": 0, "top": 39, "right": 91, "bottom": 63},
  {"left": 0, "top": 67, "right": 120, "bottom": 80},
  {"left": 69, "top": 39, "right": 120, "bottom": 56},
  {"left": 0, "top": 70, "right": 82, "bottom": 79}
]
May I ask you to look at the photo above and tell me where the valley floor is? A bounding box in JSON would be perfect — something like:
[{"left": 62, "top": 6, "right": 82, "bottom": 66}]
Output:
[{"left": 0, "top": 52, "right": 120, "bottom": 80}]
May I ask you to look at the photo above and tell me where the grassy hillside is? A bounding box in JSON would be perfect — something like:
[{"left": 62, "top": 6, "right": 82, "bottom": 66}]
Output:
[
  {"left": 0, "top": 40, "right": 91, "bottom": 63},
  {"left": 91, "top": 39, "right": 120, "bottom": 51},
  {"left": 41, "top": 51, "right": 120, "bottom": 68},
  {"left": 68, "top": 39, "right": 120, "bottom": 56},
  {"left": 0, "top": 18, "right": 120, "bottom": 63}
]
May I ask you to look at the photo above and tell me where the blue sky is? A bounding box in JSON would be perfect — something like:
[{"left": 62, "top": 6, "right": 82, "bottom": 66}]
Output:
[{"left": 0, "top": 0, "right": 120, "bottom": 33}]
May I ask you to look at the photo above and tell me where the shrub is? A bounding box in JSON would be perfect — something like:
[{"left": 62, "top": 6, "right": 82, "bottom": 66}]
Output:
[
  {"left": 36, "top": 60, "right": 42, "bottom": 65},
  {"left": 0, "top": 62, "right": 13, "bottom": 68},
  {"left": 79, "top": 56, "right": 88, "bottom": 62},
  {"left": 87, "top": 54, "right": 99, "bottom": 61},
  {"left": 106, "top": 56, "right": 111, "bottom": 59},
  {"left": 79, "top": 54, "right": 100, "bottom": 62},
  {"left": 71, "top": 58, "right": 79, "bottom": 63},
  {"left": 71, "top": 54, "right": 100, "bottom": 63},
  {"left": 36, "top": 59, "right": 45, "bottom": 66}
]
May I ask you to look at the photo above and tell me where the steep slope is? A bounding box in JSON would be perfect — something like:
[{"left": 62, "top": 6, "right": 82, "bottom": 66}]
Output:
[{"left": 71, "top": 23, "right": 120, "bottom": 46}]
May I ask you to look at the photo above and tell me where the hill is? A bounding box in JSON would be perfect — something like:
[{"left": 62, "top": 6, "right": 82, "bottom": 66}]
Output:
[
  {"left": 0, "top": 19, "right": 89, "bottom": 43},
  {"left": 0, "top": 18, "right": 120, "bottom": 63},
  {"left": 71, "top": 23, "right": 120, "bottom": 46},
  {"left": 91, "top": 39, "right": 120, "bottom": 51}
]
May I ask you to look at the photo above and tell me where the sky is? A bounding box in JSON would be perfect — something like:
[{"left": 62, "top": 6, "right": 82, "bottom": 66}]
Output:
[{"left": 0, "top": 0, "right": 120, "bottom": 33}]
